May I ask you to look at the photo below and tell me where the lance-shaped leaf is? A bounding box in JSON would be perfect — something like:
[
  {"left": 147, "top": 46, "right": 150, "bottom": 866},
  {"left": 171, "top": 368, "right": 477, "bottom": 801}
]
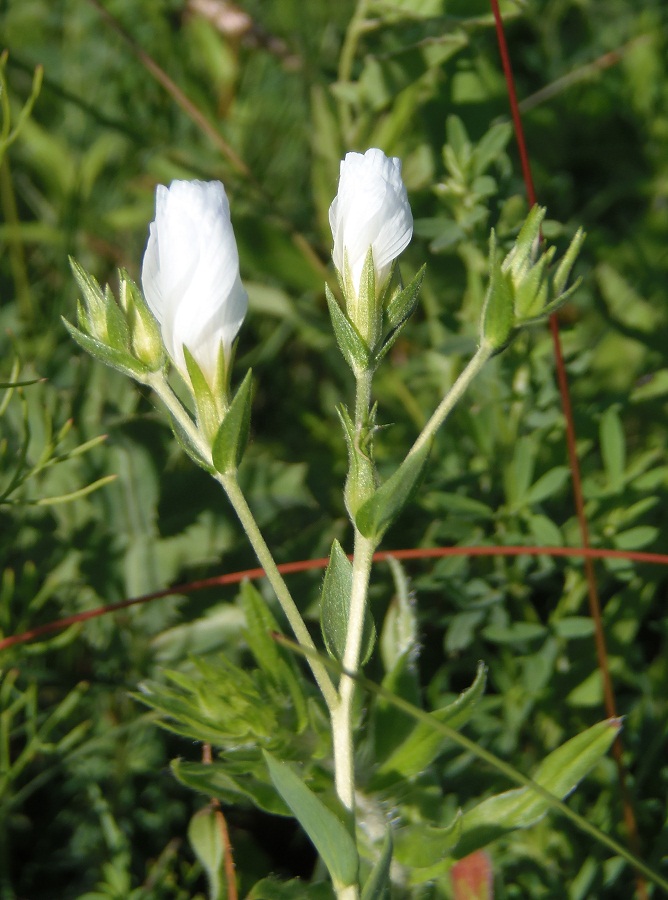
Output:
[
  {"left": 361, "top": 827, "right": 393, "bottom": 900},
  {"left": 375, "top": 662, "right": 487, "bottom": 781},
  {"left": 212, "top": 369, "right": 253, "bottom": 474},
  {"left": 454, "top": 717, "right": 622, "bottom": 858},
  {"left": 355, "top": 441, "right": 431, "bottom": 541},
  {"left": 393, "top": 814, "right": 462, "bottom": 870},
  {"left": 188, "top": 807, "right": 224, "bottom": 900},
  {"left": 320, "top": 539, "right": 375, "bottom": 666},
  {"left": 263, "top": 751, "right": 359, "bottom": 891}
]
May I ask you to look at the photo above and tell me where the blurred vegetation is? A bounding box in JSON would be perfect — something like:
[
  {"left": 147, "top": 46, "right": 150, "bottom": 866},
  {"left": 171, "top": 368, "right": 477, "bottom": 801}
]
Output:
[{"left": 1, "top": 0, "right": 667, "bottom": 896}]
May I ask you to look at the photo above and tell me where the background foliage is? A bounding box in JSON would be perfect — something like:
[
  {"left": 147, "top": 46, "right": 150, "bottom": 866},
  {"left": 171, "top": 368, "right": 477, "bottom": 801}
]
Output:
[{"left": 1, "top": 0, "right": 667, "bottom": 896}]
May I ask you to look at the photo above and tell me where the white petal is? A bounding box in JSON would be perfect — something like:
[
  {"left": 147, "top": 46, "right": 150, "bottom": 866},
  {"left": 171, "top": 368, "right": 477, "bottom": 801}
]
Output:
[
  {"left": 140, "top": 179, "right": 247, "bottom": 384},
  {"left": 329, "top": 148, "right": 413, "bottom": 296}
]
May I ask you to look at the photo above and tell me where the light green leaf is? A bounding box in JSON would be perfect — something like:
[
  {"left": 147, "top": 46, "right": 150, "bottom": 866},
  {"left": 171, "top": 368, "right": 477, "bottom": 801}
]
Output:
[
  {"left": 212, "top": 369, "right": 253, "bottom": 474},
  {"left": 377, "top": 663, "right": 486, "bottom": 779},
  {"left": 188, "top": 807, "right": 224, "bottom": 900},
  {"left": 361, "top": 828, "right": 393, "bottom": 900},
  {"left": 320, "top": 540, "right": 376, "bottom": 666},
  {"left": 173, "top": 759, "right": 290, "bottom": 816},
  {"left": 248, "top": 877, "right": 335, "bottom": 899},
  {"left": 355, "top": 442, "right": 431, "bottom": 541},
  {"left": 394, "top": 813, "right": 462, "bottom": 869},
  {"left": 600, "top": 406, "right": 625, "bottom": 492},
  {"left": 263, "top": 751, "right": 358, "bottom": 890},
  {"left": 455, "top": 718, "right": 621, "bottom": 857}
]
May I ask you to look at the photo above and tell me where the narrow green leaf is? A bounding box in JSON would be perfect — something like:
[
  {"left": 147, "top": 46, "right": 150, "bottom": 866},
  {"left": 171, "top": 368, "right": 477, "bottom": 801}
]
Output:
[
  {"left": 384, "top": 265, "right": 425, "bottom": 332},
  {"left": 326, "top": 284, "right": 371, "bottom": 373},
  {"left": 263, "top": 751, "right": 358, "bottom": 889},
  {"left": 174, "top": 759, "right": 289, "bottom": 816},
  {"left": 212, "top": 369, "right": 253, "bottom": 474},
  {"left": 600, "top": 406, "right": 626, "bottom": 492},
  {"left": 376, "top": 662, "right": 487, "bottom": 779},
  {"left": 320, "top": 540, "right": 375, "bottom": 665},
  {"left": 355, "top": 442, "right": 431, "bottom": 541},
  {"left": 188, "top": 808, "right": 224, "bottom": 900},
  {"left": 249, "top": 877, "right": 335, "bottom": 899},
  {"left": 361, "top": 828, "right": 393, "bottom": 900},
  {"left": 455, "top": 718, "right": 621, "bottom": 857}
]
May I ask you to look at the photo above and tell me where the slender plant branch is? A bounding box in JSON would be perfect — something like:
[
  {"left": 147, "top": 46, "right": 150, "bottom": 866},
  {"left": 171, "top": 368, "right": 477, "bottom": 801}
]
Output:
[
  {"left": 148, "top": 372, "right": 338, "bottom": 713},
  {"left": 219, "top": 473, "right": 338, "bottom": 711},
  {"left": 408, "top": 341, "right": 495, "bottom": 462}
]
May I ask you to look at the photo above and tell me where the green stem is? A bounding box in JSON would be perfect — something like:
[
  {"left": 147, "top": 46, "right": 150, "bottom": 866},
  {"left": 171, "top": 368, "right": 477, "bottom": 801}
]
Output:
[
  {"left": 332, "top": 367, "right": 376, "bottom": 827},
  {"left": 219, "top": 473, "right": 338, "bottom": 712},
  {"left": 148, "top": 373, "right": 338, "bottom": 713},
  {"left": 408, "top": 341, "right": 495, "bottom": 461}
]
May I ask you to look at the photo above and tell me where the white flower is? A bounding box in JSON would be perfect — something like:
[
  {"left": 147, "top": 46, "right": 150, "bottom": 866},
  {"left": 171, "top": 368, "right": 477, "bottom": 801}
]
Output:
[
  {"left": 329, "top": 148, "right": 413, "bottom": 299},
  {"left": 141, "top": 179, "right": 248, "bottom": 387}
]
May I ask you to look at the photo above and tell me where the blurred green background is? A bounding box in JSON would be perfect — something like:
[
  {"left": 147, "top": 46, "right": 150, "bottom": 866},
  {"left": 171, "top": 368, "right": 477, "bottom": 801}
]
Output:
[{"left": 1, "top": 0, "right": 667, "bottom": 896}]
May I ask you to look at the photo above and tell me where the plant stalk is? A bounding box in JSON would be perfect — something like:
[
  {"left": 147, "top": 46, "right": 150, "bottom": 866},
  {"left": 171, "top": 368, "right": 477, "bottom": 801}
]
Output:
[{"left": 148, "top": 373, "right": 338, "bottom": 713}]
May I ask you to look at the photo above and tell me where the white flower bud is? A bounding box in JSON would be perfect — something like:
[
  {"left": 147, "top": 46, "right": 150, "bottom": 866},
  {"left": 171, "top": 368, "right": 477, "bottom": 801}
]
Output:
[
  {"left": 329, "top": 148, "right": 413, "bottom": 300},
  {"left": 141, "top": 179, "right": 248, "bottom": 388}
]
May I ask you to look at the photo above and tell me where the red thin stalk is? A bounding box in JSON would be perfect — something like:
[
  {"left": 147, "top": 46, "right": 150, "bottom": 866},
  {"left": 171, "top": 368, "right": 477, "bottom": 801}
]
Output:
[
  {"left": 2, "top": 543, "right": 667, "bottom": 652},
  {"left": 489, "top": 3, "right": 646, "bottom": 895}
]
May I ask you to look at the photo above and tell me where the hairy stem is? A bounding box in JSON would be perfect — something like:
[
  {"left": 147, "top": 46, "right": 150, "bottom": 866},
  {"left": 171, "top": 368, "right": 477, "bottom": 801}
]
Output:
[{"left": 148, "top": 373, "right": 338, "bottom": 713}]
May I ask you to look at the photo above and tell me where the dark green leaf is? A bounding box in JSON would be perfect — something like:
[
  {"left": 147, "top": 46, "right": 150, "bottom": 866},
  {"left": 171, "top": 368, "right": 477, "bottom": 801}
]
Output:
[
  {"left": 355, "top": 442, "right": 431, "bottom": 541},
  {"left": 320, "top": 540, "right": 375, "bottom": 666},
  {"left": 263, "top": 751, "right": 358, "bottom": 889}
]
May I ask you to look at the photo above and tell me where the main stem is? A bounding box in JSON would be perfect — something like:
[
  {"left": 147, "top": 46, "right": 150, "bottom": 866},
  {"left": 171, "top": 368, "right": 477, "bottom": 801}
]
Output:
[{"left": 332, "top": 368, "right": 376, "bottom": 824}]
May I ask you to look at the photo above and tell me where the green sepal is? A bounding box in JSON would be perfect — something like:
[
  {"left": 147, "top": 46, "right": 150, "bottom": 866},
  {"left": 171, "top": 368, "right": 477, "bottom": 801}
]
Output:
[
  {"left": 187, "top": 807, "right": 224, "bottom": 900},
  {"left": 183, "top": 345, "right": 220, "bottom": 441},
  {"left": 513, "top": 246, "right": 554, "bottom": 320},
  {"left": 522, "top": 277, "right": 583, "bottom": 326},
  {"left": 118, "top": 272, "right": 165, "bottom": 369},
  {"left": 263, "top": 751, "right": 359, "bottom": 891},
  {"left": 504, "top": 204, "right": 545, "bottom": 281},
  {"left": 355, "top": 441, "right": 431, "bottom": 541},
  {"left": 385, "top": 264, "right": 425, "bottom": 333},
  {"left": 326, "top": 283, "right": 371, "bottom": 374},
  {"left": 553, "top": 227, "right": 585, "bottom": 295},
  {"left": 480, "top": 232, "right": 515, "bottom": 351},
  {"left": 211, "top": 369, "right": 253, "bottom": 474},
  {"left": 103, "top": 282, "right": 131, "bottom": 352},
  {"left": 376, "top": 662, "right": 487, "bottom": 780},
  {"left": 320, "top": 540, "right": 376, "bottom": 666},
  {"left": 378, "top": 264, "right": 426, "bottom": 362},
  {"left": 69, "top": 258, "right": 108, "bottom": 341},
  {"left": 352, "top": 247, "right": 379, "bottom": 350},
  {"left": 454, "top": 717, "right": 621, "bottom": 858},
  {"left": 62, "top": 318, "right": 151, "bottom": 381},
  {"left": 361, "top": 827, "right": 393, "bottom": 900}
]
